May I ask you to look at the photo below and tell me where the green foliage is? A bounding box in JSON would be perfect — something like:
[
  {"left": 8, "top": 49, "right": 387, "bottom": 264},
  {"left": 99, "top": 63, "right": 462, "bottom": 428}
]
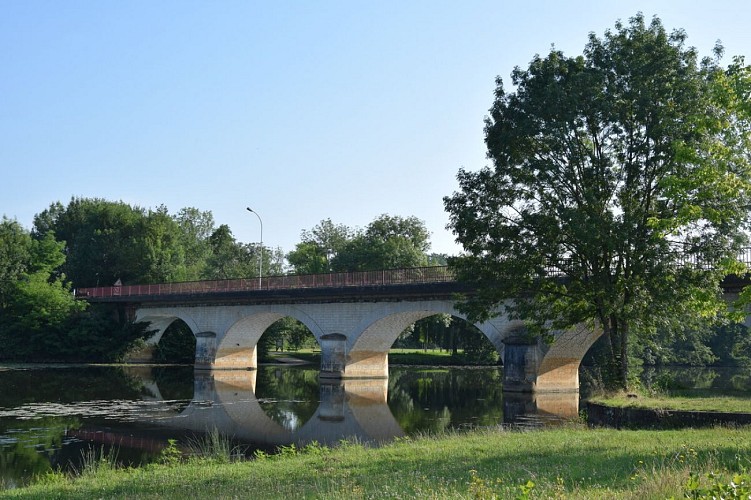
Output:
[
  {"left": 332, "top": 214, "right": 430, "bottom": 271},
  {"left": 394, "top": 315, "right": 500, "bottom": 365},
  {"left": 444, "top": 14, "right": 751, "bottom": 389},
  {"left": 0, "top": 303, "right": 153, "bottom": 362},
  {"left": 158, "top": 439, "right": 183, "bottom": 466},
  {"left": 683, "top": 455, "right": 751, "bottom": 499},
  {"left": 257, "top": 317, "right": 317, "bottom": 361},
  {"left": 31, "top": 197, "right": 283, "bottom": 286},
  {"left": 288, "top": 214, "right": 432, "bottom": 274},
  {"left": 34, "top": 198, "right": 155, "bottom": 286},
  {"left": 173, "top": 207, "right": 216, "bottom": 280},
  {"left": 287, "top": 218, "right": 352, "bottom": 274},
  {"left": 204, "top": 223, "right": 282, "bottom": 280},
  {"left": 153, "top": 319, "right": 196, "bottom": 364},
  {"left": 0, "top": 217, "right": 97, "bottom": 360},
  {"left": 0, "top": 218, "right": 32, "bottom": 292},
  {"left": 286, "top": 241, "right": 329, "bottom": 274}
]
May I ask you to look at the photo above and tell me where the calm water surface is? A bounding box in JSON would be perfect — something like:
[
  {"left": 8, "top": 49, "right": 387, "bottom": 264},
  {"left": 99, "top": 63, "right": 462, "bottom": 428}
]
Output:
[{"left": 0, "top": 364, "right": 748, "bottom": 489}]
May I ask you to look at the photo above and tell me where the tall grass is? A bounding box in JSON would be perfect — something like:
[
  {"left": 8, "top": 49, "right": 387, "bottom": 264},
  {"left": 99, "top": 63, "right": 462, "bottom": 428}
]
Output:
[
  {"left": 70, "top": 445, "right": 120, "bottom": 478},
  {"left": 186, "top": 427, "right": 246, "bottom": 463}
]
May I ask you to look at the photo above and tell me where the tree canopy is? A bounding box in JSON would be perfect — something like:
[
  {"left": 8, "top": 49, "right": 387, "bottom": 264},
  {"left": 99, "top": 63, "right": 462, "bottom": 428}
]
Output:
[
  {"left": 287, "top": 215, "right": 432, "bottom": 273},
  {"left": 444, "top": 14, "right": 751, "bottom": 388}
]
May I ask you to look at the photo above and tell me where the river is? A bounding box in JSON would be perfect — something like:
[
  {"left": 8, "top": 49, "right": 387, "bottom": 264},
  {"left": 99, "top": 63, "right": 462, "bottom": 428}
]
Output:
[{"left": 0, "top": 363, "right": 748, "bottom": 489}]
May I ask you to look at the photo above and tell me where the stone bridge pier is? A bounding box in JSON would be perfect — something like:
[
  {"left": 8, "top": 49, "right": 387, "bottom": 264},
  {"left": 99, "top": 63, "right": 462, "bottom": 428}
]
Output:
[{"left": 502, "top": 323, "right": 602, "bottom": 393}]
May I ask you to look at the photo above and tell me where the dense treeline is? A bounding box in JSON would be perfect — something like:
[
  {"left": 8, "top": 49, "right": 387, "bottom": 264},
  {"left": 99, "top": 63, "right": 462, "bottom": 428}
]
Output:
[{"left": 0, "top": 198, "right": 457, "bottom": 362}]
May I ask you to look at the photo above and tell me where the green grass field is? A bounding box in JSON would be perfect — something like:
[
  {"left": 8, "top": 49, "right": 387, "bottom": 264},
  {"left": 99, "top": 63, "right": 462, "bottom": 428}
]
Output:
[{"left": 5, "top": 426, "right": 751, "bottom": 499}]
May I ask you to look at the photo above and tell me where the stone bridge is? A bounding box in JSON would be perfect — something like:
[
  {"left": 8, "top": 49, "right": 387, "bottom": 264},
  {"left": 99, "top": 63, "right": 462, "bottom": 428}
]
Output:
[{"left": 78, "top": 267, "right": 605, "bottom": 394}]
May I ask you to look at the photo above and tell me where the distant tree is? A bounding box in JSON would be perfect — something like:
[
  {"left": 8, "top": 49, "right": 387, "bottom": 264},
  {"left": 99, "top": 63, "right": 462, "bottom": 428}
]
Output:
[
  {"left": 173, "top": 207, "right": 215, "bottom": 280},
  {"left": 205, "top": 224, "right": 249, "bottom": 279},
  {"left": 287, "top": 241, "right": 329, "bottom": 274},
  {"left": 153, "top": 320, "right": 196, "bottom": 364},
  {"left": 427, "top": 253, "right": 449, "bottom": 266},
  {"left": 204, "top": 224, "right": 282, "bottom": 280},
  {"left": 331, "top": 214, "right": 431, "bottom": 271},
  {"left": 444, "top": 15, "right": 751, "bottom": 389},
  {"left": 288, "top": 215, "right": 432, "bottom": 273},
  {"left": 141, "top": 205, "right": 188, "bottom": 283},
  {"left": 287, "top": 219, "right": 352, "bottom": 274}
]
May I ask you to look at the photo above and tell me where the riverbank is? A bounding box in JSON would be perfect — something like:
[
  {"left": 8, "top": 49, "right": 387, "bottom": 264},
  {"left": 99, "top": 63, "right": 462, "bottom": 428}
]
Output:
[
  {"left": 4, "top": 426, "right": 751, "bottom": 499},
  {"left": 588, "top": 392, "right": 751, "bottom": 414}
]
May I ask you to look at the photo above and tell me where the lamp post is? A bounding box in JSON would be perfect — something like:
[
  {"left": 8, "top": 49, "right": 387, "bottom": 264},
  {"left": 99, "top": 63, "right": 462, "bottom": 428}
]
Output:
[{"left": 246, "top": 207, "right": 263, "bottom": 288}]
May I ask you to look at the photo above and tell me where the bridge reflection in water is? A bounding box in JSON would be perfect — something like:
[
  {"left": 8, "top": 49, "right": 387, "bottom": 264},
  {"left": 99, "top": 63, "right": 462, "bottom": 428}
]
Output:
[{"left": 126, "top": 368, "right": 580, "bottom": 450}]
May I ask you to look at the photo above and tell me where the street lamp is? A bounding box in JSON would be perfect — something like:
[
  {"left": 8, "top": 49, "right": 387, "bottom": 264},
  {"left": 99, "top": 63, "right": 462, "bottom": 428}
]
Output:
[{"left": 246, "top": 207, "right": 263, "bottom": 288}]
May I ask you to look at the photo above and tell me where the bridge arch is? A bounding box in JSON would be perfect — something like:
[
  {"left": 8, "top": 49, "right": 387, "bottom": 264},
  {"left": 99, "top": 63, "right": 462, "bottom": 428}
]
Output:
[
  {"left": 535, "top": 323, "right": 603, "bottom": 392},
  {"left": 130, "top": 312, "right": 202, "bottom": 363},
  {"left": 213, "top": 305, "right": 325, "bottom": 370},
  {"left": 341, "top": 301, "right": 518, "bottom": 378},
  {"left": 135, "top": 312, "right": 202, "bottom": 344}
]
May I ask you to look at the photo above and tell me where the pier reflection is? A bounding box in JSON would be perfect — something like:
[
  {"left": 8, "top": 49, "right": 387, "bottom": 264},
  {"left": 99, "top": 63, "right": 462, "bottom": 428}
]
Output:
[
  {"left": 503, "top": 392, "right": 579, "bottom": 427},
  {"left": 138, "top": 370, "right": 404, "bottom": 447}
]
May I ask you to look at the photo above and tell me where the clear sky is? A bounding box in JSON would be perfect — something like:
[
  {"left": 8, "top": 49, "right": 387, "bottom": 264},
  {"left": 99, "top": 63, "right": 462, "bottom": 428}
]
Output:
[{"left": 2, "top": 1, "right": 750, "bottom": 257}]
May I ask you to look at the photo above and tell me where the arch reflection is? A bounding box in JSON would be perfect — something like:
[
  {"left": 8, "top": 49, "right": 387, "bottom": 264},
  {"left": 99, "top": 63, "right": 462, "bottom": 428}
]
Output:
[
  {"left": 141, "top": 370, "right": 403, "bottom": 447},
  {"left": 127, "top": 367, "right": 580, "bottom": 450}
]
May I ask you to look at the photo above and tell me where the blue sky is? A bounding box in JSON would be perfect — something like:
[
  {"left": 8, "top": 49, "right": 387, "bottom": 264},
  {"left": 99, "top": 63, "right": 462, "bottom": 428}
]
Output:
[{"left": 2, "top": 1, "right": 750, "bottom": 257}]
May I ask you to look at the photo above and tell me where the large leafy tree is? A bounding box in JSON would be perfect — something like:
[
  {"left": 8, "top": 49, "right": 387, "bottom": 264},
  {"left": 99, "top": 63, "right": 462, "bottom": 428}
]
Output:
[
  {"left": 0, "top": 217, "right": 151, "bottom": 362},
  {"left": 33, "top": 198, "right": 153, "bottom": 286},
  {"left": 444, "top": 14, "right": 751, "bottom": 389},
  {"left": 0, "top": 218, "right": 85, "bottom": 354},
  {"left": 33, "top": 198, "right": 195, "bottom": 286},
  {"left": 0, "top": 217, "right": 32, "bottom": 307}
]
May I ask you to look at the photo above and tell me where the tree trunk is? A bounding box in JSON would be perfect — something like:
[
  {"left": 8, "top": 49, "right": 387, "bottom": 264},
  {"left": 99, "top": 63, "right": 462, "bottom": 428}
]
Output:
[{"left": 619, "top": 319, "right": 629, "bottom": 389}]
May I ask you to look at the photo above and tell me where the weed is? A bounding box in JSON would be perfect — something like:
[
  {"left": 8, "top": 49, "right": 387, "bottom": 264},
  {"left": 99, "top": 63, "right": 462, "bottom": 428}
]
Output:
[
  {"left": 467, "top": 469, "right": 500, "bottom": 499},
  {"left": 466, "top": 469, "right": 536, "bottom": 500},
  {"left": 276, "top": 443, "right": 298, "bottom": 458},
  {"left": 683, "top": 454, "right": 751, "bottom": 499},
  {"left": 158, "top": 438, "right": 183, "bottom": 466},
  {"left": 302, "top": 441, "right": 329, "bottom": 456}
]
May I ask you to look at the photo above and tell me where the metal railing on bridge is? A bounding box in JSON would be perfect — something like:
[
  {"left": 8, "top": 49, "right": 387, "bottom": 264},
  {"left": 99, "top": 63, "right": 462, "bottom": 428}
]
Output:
[
  {"left": 74, "top": 247, "right": 751, "bottom": 300},
  {"left": 75, "top": 266, "right": 456, "bottom": 299}
]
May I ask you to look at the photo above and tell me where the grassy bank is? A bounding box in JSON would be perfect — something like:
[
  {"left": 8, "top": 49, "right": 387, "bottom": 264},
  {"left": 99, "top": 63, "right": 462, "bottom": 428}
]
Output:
[
  {"left": 5, "top": 426, "right": 751, "bottom": 499},
  {"left": 588, "top": 391, "right": 751, "bottom": 414}
]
